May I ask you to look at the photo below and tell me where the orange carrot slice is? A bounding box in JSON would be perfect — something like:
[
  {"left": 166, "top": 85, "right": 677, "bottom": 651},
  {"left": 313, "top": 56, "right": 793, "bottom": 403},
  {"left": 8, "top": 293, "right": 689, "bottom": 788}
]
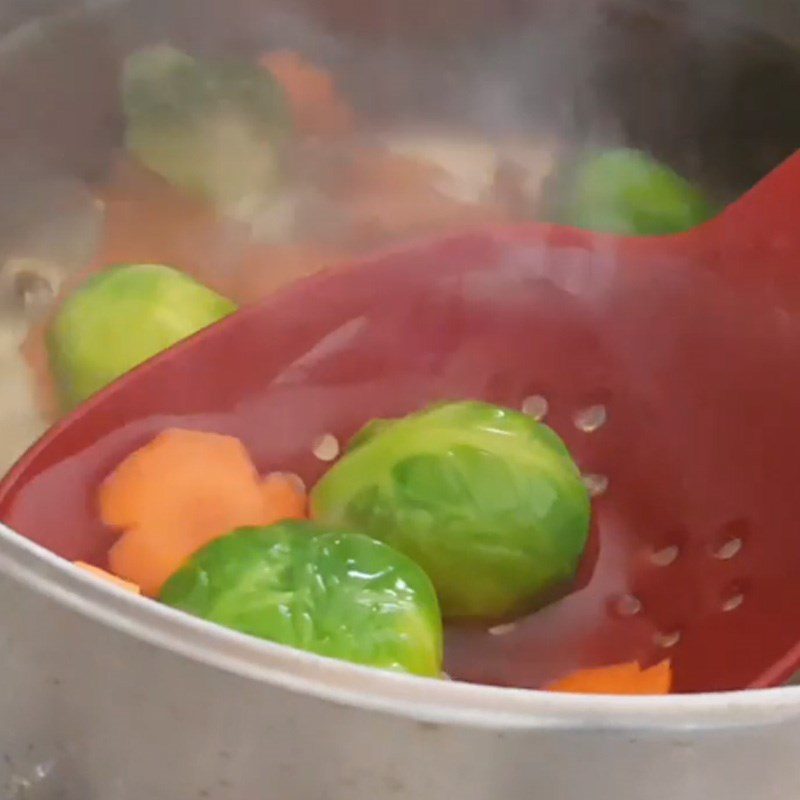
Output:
[
  {"left": 545, "top": 660, "right": 672, "bottom": 695},
  {"left": 100, "top": 429, "right": 307, "bottom": 596},
  {"left": 261, "top": 50, "right": 354, "bottom": 137},
  {"left": 261, "top": 472, "right": 307, "bottom": 522},
  {"left": 74, "top": 561, "right": 141, "bottom": 594}
]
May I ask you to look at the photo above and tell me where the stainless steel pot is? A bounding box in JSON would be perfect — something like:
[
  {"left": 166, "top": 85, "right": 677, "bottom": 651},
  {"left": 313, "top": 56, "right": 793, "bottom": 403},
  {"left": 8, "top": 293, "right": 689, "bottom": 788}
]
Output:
[
  {"left": 0, "top": 1, "right": 799, "bottom": 798},
  {"left": 3, "top": 528, "right": 800, "bottom": 799}
]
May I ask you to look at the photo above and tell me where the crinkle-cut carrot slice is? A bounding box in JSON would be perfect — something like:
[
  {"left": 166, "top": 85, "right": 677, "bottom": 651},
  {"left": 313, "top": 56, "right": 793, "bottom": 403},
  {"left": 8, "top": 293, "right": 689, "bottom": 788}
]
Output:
[
  {"left": 100, "top": 429, "right": 307, "bottom": 596},
  {"left": 545, "top": 660, "right": 672, "bottom": 695},
  {"left": 261, "top": 472, "right": 307, "bottom": 523},
  {"left": 108, "top": 525, "right": 203, "bottom": 599},
  {"left": 99, "top": 428, "right": 263, "bottom": 530},
  {"left": 74, "top": 561, "right": 141, "bottom": 594},
  {"left": 261, "top": 50, "right": 354, "bottom": 137}
]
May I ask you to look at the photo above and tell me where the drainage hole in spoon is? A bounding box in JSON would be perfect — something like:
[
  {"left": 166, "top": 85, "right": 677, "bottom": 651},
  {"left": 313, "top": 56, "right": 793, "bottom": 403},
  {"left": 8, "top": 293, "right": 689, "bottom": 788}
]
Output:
[
  {"left": 581, "top": 473, "right": 609, "bottom": 498},
  {"left": 720, "top": 592, "right": 745, "bottom": 613},
  {"left": 520, "top": 394, "right": 549, "bottom": 421},
  {"left": 711, "top": 518, "right": 749, "bottom": 560},
  {"left": 649, "top": 544, "right": 680, "bottom": 568},
  {"left": 573, "top": 404, "right": 607, "bottom": 433},
  {"left": 312, "top": 433, "right": 340, "bottom": 462},
  {"left": 713, "top": 536, "right": 744, "bottom": 561},
  {"left": 719, "top": 579, "right": 748, "bottom": 613},
  {"left": 488, "top": 621, "right": 518, "bottom": 636},
  {"left": 610, "top": 593, "right": 643, "bottom": 618},
  {"left": 653, "top": 630, "right": 682, "bottom": 649}
]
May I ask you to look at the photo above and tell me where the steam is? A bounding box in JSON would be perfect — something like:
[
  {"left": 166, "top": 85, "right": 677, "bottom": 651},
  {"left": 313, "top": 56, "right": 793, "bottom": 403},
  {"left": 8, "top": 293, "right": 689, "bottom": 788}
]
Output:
[{"left": 0, "top": 0, "right": 795, "bottom": 470}]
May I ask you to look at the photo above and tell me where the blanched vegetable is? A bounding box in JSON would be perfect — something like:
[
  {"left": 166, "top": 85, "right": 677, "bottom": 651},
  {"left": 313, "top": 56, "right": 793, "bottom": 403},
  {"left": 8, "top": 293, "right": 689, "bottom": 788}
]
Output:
[
  {"left": 545, "top": 660, "right": 672, "bottom": 695},
  {"left": 261, "top": 51, "right": 354, "bottom": 137},
  {"left": 160, "top": 521, "right": 443, "bottom": 677},
  {"left": 551, "top": 147, "right": 715, "bottom": 236},
  {"left": 47, "top": 264, "right": 236, "bottom": 408},
  {"left": 74, "top": 561, "right": 141, "bottom": 595},
  {"left": 311, "top": 401, "right": 591, "bottom": 619},
  {"left": 101, "top": 429, "right": 306, "bottom": 596},
  {"left": 122, "top": 45, "right": 291, "bottom": 213}
]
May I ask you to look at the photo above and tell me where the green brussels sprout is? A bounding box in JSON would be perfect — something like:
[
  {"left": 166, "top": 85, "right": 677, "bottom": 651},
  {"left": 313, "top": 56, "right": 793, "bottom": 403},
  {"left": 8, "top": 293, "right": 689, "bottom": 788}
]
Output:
[
  {"left": 160, "top": 521, "right": 443, "bottom": 677},
  {"left": 122, "top": 45, "right": 291, "bottom": 213},
  {"left": 550, "top": 147, "right": 715, "bottom": 236},
  {"left": 311, "top": 401, "right": 591, "bottom": 619},
  {"left": 47, "top": 263, "right": 236, "bottom": 409}
]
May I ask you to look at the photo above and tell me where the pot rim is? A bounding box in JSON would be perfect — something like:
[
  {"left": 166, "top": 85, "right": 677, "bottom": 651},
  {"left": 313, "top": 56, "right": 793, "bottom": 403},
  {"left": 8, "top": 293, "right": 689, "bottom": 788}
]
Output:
[
  {"left": 2, "top": 0, "right": 800, "bottom": 736},
  {"left": 2, "top": 521, "right": 799, "bottom": 733}
]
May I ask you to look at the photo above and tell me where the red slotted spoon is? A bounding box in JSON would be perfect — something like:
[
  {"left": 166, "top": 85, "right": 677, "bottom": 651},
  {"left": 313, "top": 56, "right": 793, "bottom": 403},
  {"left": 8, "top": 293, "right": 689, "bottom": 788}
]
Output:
[{"left": 2, "top": 151, "right": 800, "bottom": 694}]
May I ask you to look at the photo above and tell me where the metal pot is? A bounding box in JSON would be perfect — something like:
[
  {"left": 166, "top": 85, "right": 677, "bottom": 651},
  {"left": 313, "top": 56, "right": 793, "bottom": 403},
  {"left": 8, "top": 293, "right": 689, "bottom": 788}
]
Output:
[{"left": 0, "top": 1, "right": 799, "bottom": 797}]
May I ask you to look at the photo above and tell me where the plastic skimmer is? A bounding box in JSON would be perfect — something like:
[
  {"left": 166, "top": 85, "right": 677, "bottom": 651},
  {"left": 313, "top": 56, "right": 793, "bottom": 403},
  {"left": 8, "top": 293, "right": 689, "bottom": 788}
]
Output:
[{"left": 1, "top": 152, "right": 800, "bottom": 693}]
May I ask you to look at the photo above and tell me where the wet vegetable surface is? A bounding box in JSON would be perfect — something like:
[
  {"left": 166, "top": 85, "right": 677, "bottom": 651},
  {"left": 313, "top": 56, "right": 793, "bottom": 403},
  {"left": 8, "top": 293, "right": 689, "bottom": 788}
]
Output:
[
  {"left": 10, "top": 149, "right": 800, "bottom": 691},
  {"left": 47, "top": 264, "right": 236, "bottom": 409},
  {"left": 311, "top": 401, "right": 591, "bottom": 619},
  {"left": 160, "top": 520, "right": 443, "bottom": 677},
  {"left": 551, "top": 147, "right": 715, "bottom": 236}
]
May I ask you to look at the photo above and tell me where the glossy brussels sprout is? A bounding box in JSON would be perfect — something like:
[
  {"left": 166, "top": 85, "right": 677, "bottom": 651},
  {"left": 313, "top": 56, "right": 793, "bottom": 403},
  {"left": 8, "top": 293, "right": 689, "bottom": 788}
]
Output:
[
  {"left": 160, "top": 521, "right": 443, "bottom": 677},
  {"left": 47, "top": 263, "right": 236, "bottom": 409},
  {"left": 550, "top": 147, "right": 715, "bottom": 236},
  {"left": 122, "top": 45, "right": 291, "bottom": 214},
  {"left": 311, "top": 401, "right": 591, "bottom": 619}
]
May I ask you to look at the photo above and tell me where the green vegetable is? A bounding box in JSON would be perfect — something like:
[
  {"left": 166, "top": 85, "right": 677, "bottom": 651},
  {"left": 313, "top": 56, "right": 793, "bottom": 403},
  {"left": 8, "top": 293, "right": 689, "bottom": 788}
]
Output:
[
  {"left": 160, "top": 521, "right": 443, "bottom": 677},
  {"left": 122, "top": 45, "right": 291, "bottom": 212},
  {"left": 550, "top": 147, "right": 715, "bottom": 236},
  {"left": 311, "top": 401, "right": 591, "bottom": 619},
  {"left": 47, "top": 263, "right": 236, "bottom": 409}
]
